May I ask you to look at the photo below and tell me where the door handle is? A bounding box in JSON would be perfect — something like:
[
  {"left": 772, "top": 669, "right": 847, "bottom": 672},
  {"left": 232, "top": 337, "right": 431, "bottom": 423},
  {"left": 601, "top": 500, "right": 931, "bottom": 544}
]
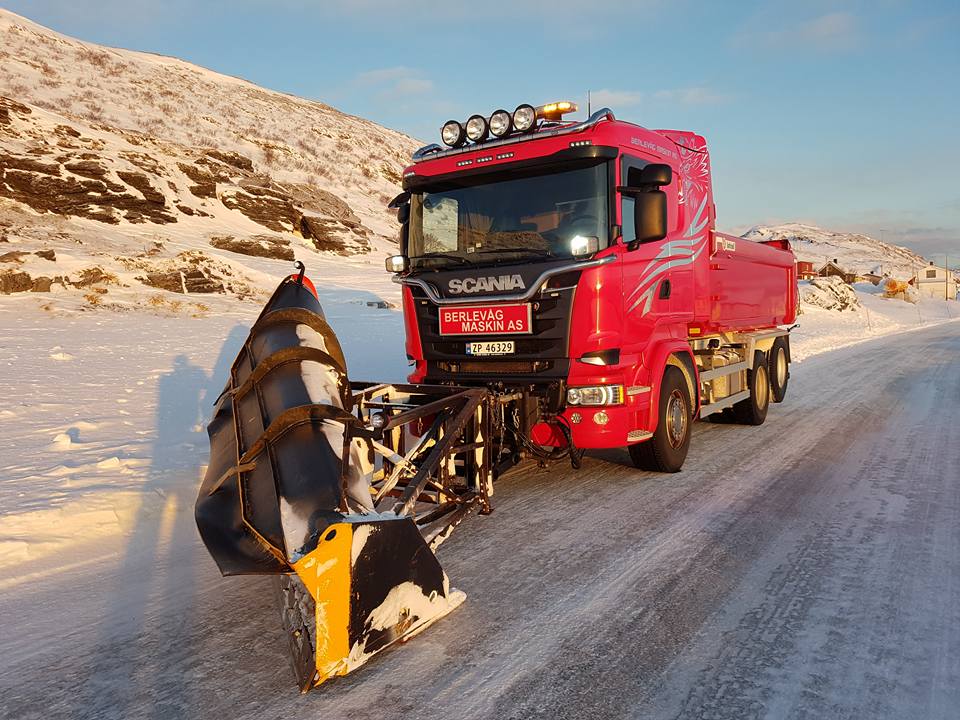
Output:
[{"left": 658, "top": 279, "right": 671, "bottom": 300}]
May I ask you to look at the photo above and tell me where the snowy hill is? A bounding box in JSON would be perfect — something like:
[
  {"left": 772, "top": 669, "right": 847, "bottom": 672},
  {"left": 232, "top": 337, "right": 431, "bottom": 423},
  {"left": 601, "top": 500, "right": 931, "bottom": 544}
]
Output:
[
  {"left": 742, "top": 223, "right": 929, "bottom": 279},
  {"left": 0, "top": 8, "right": 416, "bottom": 305}
]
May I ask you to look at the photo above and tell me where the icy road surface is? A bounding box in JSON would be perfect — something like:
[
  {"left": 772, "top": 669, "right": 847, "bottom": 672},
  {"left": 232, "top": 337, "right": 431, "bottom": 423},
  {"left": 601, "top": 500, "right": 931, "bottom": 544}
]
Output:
[{"left": 2, "top": 320, "right": 959, "bottom": 719}]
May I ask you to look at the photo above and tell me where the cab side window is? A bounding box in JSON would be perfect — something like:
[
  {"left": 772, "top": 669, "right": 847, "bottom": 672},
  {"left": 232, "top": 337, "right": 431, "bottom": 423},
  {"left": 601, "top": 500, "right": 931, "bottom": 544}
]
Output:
[
  {"left": 620, "top": 164, "right": 646, "bottom": 244},
  {"left": 620, "top": 155, "right": 679, "bottom": 243}
]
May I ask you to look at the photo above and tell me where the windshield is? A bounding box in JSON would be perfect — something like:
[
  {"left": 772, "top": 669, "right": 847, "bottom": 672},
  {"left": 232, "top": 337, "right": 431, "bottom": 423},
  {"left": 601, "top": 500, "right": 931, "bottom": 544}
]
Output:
[{"left": 408, "top": 163, "right": 609, "bottom": 270}]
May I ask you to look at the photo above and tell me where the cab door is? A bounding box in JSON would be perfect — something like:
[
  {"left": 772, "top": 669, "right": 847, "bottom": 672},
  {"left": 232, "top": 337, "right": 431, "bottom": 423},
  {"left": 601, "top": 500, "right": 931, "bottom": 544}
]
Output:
[{"left": 619, "top": 153, "right": 682, "bottom": 351}]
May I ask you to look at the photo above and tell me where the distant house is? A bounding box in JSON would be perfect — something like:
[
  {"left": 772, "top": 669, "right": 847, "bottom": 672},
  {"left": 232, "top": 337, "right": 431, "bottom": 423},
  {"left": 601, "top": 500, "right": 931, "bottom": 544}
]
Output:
[
  {"left": 915, "top": 262, "right": 958, "bottom": 300},
  {"left": 796, "top": 260, "right": 816, "bottom": 280},
  {"left": 818, "top": 259, "right": 857, "bottom": 284}
]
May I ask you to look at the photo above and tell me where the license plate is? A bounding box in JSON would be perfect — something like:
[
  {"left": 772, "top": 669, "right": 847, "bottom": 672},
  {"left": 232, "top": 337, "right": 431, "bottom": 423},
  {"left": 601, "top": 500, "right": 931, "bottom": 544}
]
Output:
[
  {"left": 438, "top": 303, "right": 532, "bottom": 335},
  {"left": 466, "top": 341, "right": 515, "bottom": 356}
]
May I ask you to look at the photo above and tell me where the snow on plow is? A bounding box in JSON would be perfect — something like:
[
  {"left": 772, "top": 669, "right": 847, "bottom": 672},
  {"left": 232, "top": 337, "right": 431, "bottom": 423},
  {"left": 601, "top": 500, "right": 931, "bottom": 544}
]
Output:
[{"left": 195, "top": 270, "right": 493, "bottom": 691}]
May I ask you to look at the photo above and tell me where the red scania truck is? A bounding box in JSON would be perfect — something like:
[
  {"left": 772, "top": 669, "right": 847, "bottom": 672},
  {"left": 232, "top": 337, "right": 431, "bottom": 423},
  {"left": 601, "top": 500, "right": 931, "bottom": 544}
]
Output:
[{"left": 386, "top": 101, "right": 797, "bottom": 472}]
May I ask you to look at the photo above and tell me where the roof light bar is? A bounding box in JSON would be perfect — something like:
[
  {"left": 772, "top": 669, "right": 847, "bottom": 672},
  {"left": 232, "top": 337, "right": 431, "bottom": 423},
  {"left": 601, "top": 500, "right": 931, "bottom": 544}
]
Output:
[{"left": 429, "top": 100, "right": 590, "bottom": 154}]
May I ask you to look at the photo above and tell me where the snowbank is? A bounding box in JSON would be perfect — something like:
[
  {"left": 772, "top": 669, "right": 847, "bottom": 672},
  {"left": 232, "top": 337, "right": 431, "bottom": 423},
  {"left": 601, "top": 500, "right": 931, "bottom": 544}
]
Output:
[{"left": 790, "top": 282, "right": 959, "bottom": 361}]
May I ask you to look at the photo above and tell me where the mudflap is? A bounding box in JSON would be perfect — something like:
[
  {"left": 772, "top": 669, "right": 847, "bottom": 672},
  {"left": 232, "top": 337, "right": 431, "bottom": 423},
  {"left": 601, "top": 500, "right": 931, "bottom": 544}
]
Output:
[{"left": 282, "top": 515, "right": 464, "bottom": 691}]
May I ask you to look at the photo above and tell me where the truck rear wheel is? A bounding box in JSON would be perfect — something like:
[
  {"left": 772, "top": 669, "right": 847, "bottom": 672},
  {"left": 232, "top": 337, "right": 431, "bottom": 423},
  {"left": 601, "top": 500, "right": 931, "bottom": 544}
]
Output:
[
  {"left": 733, "top": 351, "right": 770, "bottom": 425},
  {"left": 769, "top": 337, "right": 789, "bottom": 403},
  {"left": 629, "top": 366, "right": 691, "bottom": 473}
]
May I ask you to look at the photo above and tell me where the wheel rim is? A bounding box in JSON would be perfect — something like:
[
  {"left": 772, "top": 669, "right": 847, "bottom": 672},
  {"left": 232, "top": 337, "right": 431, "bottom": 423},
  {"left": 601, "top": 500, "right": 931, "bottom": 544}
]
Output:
[
  {"left": 775, "top": 347, "right": 787, "bottom": 387},
  {"left": 665, "top": 389, "right": 688, "bottom": 449},
  {"left": 755, "top": 364, "right": 770, "bottom": 408}
]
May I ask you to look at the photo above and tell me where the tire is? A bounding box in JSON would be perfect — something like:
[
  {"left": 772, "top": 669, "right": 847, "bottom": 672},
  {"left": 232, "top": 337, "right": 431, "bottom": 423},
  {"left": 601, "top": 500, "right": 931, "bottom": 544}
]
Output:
[
  {"left": 769, "top": 337, "right": 789, "bottom": 403},
  {"left": 733, "top": 351, "right": 770, "bottom": 425},
  {"left": 629, "top": 366, "right": 692, "bottom": 473}
]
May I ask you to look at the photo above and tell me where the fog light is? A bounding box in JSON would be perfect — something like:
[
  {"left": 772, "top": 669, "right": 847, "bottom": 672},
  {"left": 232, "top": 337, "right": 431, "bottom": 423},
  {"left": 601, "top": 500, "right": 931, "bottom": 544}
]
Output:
[
  {"left": 441, "top": 120, "right": 466, "bottom": 147},
  {"left": 465, "top": 114, "right": 488, "bottom": 142},
  {"left": 513, "top": 103, "right": 537, "bottom": 133},
  {"left": 370, "top": 412, "right": 388, "bottom": 429},
  {"left": 489, "top": 109, "right": 512, "bottom": 137},
  {"left": 593, "top": 411, "right": 609, "bottom": 426}
]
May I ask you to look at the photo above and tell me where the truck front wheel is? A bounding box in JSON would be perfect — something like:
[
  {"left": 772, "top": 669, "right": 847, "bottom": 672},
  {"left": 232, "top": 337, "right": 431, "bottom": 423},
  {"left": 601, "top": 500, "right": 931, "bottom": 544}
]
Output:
[
  {"left": 629, "top": 366, "right": 691, "bottom": 473},
  {"left": 733, "top": 351, "right": 770, "bottom": 425}
]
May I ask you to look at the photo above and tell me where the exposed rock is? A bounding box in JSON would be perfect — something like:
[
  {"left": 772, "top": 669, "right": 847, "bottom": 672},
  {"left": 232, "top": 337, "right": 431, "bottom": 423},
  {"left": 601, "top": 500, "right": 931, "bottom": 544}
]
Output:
[
  {"left": 0, "top": 97, "right": 32, "bottom": 125},
  {"left": 178, "top": 161, "right": 228, "bottom": 185},
  {"left": 64, "top": 160, "right": 109, "bottom": 179},
  {"left": 300, "top": 215, "right": 352, "bottom": 254},
  {"left": 141, "top": 268, "right": 224, "bottom": 294},
  {"left": 209, "top": 234, "right": 294, "bottom": 261},
  {"left": 56, "top": 124, "right": 81, "bottom": 138},
  {"left": 219, "top": 187, "right": 300, "bottom": 233},
  {"left": 30, "top": 276, "right": 53, "bottom": 292},
  {"left": 0, "top": 270, "right": 32, "bottom": 293},
  {"left": 1, "top": 251, "right": 27, "bottom": 263},
  {"left": 204, "top": 149, "right": 253, "bottom": 171},
  {"left": 0, "top": 151, "right": 61, "bottom": 176},
  {"left": 35, "top": 249, "right": 56, "bottom": 261},
  {"left": 189, "top": 182, "right": 217, "bottom": 199},
  {"left": 0, "top": 161, "right": 177, "bottom": 224},
  {"left": 117, "top": 171, "right": 166, "bottom": 204},
  {"left": 71, "top": 267, "right": 118, "bottom": 287}
]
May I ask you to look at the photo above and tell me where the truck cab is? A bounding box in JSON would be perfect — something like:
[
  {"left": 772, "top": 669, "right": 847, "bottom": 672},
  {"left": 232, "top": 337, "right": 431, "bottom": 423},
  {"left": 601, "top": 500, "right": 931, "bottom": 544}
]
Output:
[{"left": 387, "top": 103, "right": 796, "bottom": 472}]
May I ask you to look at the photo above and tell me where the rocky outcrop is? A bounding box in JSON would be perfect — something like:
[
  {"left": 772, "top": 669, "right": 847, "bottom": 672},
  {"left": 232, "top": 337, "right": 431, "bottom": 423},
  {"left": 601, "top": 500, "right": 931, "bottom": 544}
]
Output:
[
  {"left": 220, "top": 186, "right": 300, "bottom": 233},
  {"left": 142, "top": 268, "right": 224, "bottom": 294},
  {"left": 209, "top": 234, "right": 294, "bottom": 261},
  {"left": 0, "top": 148, "right": 177, "bottom": 224}
]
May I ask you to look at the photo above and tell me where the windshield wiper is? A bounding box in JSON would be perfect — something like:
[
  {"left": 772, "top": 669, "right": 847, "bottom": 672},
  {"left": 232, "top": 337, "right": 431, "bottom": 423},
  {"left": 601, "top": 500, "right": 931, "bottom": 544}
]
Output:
[
  {"left": 412, "top": 253, "right": 472, "bottom": 266},
  {"left": 471, "top": 248, "right": 556, "bottom": 258}
]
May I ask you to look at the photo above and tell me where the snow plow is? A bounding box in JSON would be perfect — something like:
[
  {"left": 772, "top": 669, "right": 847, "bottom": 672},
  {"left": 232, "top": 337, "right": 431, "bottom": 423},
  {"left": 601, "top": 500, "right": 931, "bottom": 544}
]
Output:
[
  {"left": 195, "top": 270, "right": 497, "bottom": 691},
  {"left": 197, "top": 100, "right": 800, "bottom": 691}
]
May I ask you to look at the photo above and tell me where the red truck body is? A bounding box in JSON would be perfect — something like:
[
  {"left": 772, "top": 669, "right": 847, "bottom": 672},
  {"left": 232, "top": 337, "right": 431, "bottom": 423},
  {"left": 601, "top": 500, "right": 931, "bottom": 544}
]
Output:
[{"left": 392, "top": 107, "right": 796, "bottom": 458}]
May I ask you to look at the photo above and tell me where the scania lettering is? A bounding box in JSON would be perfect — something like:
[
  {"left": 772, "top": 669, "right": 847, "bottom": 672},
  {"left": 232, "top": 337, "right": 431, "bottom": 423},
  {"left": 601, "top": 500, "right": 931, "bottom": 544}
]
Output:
[{"left": 448, "top": 274, "right": 525, "bottom": 294}]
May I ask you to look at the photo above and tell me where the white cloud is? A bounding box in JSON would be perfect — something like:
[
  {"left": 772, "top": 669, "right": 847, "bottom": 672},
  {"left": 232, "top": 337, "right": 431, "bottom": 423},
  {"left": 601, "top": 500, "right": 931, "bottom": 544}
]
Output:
[
  {"left": 653, "top": 87, "right": 729, "bottom": 105},
  {"left": 589, "top": 86, "right": 728, "bottom": 110},
  {"left": 355, "top": 66, "right": 433, "bottom": 98},
  {"left": 796, "top": 12, "right": 857, "bottom": 46},
  {"left": 737, "top": 11, "right": 859, "bottom": 51},
  {"left": 589, "top": 89, "right": 644, "bottom": 108}
]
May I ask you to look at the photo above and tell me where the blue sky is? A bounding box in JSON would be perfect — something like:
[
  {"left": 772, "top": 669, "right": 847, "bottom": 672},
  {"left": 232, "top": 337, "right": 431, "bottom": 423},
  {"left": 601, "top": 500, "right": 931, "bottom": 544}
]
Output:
[{"left": 5, "top": 0, "right": 960, "bottom": 260}]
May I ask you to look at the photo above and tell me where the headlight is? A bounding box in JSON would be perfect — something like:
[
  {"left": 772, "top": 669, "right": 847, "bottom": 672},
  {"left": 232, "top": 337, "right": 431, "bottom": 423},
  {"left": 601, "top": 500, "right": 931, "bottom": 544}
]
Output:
[
  {"left": 489, "top": 109, "right": 512, "bottom": 137},
  {"left": 566, "top": 385, "right": 624, "bottom": 406},
  {"left": 441, "top": 120, "right": 465, "bottom": 147},
  {"left": 465, "top": 114, "right": 488, "bottom": 142},
  {"left": 570, "top": 235, "right": 599, "bottom": 257},
  {"left": 513, "top": 103, "right": 537, "bottom": 133}
]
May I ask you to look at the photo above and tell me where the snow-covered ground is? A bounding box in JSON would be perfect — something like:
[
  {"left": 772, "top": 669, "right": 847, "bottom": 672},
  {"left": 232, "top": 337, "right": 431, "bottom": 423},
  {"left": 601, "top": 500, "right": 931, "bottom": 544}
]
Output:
[{"left": 2, "top": 262, "right": 957, "bottom": 579}]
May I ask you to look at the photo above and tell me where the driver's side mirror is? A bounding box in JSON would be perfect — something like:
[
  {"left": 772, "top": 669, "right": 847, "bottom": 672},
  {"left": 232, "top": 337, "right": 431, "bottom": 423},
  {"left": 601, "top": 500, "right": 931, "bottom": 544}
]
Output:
[
  {"left": 634, "top": 191, "right": 667, "bottom": 244},
  {"left": 389, "top": 191, "right": 411, "bottom": 224}
]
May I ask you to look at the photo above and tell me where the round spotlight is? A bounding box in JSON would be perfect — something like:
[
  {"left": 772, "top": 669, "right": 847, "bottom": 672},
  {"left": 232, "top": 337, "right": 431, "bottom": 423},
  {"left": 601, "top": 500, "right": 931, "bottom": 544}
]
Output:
[
  {"left": 465, "top": 114, "right": 488, "bottom": 143},
  {"left": 513, "top": 103, "right": 537, "bottom": 133},
  {"left": 441, "top": 120, "right": 466, "bottom": 147},
  {"left": 489, "top": 109, "right": 512, "bottom": 137}
]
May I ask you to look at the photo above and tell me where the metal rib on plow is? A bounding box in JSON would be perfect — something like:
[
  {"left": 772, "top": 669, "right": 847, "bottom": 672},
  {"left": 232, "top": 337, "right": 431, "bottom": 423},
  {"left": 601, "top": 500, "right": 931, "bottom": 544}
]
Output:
[{"left": 195, "top": 272, "right": 494, "bottom": 691}]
